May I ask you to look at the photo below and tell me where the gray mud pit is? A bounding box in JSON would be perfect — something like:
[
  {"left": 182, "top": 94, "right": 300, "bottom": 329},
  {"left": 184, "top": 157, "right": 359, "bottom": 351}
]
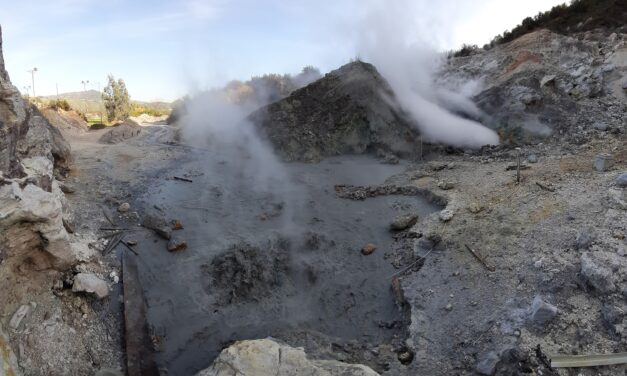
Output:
[{"left": 132, "top": 151, "right": 440, "bottom": 374}]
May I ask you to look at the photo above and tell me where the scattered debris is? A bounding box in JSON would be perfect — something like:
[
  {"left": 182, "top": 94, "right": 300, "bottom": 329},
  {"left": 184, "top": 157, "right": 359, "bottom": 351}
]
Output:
[
  {"left": 362, "top": 243, "right": 377, "bottom": 255},
  {"left": 72, "top": 273, "right": 109, "bottom": 299},
  {"left": 505, "top": 164, "right": 530, "bottom": 171}
]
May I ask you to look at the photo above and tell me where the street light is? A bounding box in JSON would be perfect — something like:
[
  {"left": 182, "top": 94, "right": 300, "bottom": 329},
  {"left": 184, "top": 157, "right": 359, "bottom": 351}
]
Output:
[
  {"left": 27, "top": 68, "right": 38, "bottom": 97},
  {"left": 81, "top": 80, "right": 90, "bottom": 91}
]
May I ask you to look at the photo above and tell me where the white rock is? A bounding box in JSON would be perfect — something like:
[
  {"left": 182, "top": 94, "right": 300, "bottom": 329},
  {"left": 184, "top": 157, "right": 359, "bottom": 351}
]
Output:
[
  {"left": 439, "top": 209, "right": 454, "bottom": 222},
  {"left": 9, "top": 304, "right": 31, "bottom": 330},
  {"left": 118, "top": 203, "right": 130, "bottom": 213},
  {"left": 196, "top": 338, "right": 379, "bottom": 376},
  {"left": 73, "top": 273, "right": 109, "bottom": 299}
]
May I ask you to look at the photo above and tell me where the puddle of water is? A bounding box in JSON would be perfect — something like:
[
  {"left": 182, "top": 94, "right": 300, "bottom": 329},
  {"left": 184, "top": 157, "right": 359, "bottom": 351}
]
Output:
[{"left": 135, "top": 154, "right": 439, "bottom": 374}]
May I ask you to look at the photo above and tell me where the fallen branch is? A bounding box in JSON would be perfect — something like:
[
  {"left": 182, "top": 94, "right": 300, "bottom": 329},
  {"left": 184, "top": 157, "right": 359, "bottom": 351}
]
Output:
[
  {"left": 551, "top": 352, "right": 627, "bottom": 368},
  {"left": 173, "top": 176, "right": 193, "bottom": 183},
  {"left": 104, "top": 233, "right": 122, "bottom": 255},
  {"left": 506, "top": 165, "right": 530, "bottom": 171},
  {"left": 100, "top": 205, "right": 116, "bottom": 226},
  {"left": 464, "top": 244, "right": 495, "bottom": 272},
  {"left": 535, "top": 181, "right": 556, "bottom": 192}
]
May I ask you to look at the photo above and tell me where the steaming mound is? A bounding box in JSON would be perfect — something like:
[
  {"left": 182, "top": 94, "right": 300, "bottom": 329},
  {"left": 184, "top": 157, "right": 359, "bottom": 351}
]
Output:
[
  {"left": 98, "top": 119, "right": 142, "bottom": 144},
  {"left": 250, "top": 61, "right": 420, "bottom": 162}
]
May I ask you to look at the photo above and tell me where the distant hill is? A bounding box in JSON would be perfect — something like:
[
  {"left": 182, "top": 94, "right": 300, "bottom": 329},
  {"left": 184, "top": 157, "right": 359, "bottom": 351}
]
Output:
[
  {"left": 42, "top": 90, "right": 172, "bottom": 116},
  {"left": 489, "top": 0, "right": 626, "bottom": 47}
]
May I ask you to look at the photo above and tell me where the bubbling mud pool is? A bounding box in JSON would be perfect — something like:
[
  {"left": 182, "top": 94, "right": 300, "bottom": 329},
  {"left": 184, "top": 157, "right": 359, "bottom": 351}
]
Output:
[{"left": 133, "top": 152, "right": 440, "bottom": 374}]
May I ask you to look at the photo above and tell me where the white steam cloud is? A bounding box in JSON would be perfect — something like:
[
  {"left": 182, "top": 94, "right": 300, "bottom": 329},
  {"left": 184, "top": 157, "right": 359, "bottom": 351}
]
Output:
[{"left": 353, "top": 0, "right": 500, "bottom": 148}]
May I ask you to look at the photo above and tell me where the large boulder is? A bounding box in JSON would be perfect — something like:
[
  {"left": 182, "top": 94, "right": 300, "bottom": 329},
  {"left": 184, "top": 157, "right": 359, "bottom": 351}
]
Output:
[
  {"left": 250, "top": 61, "right": 420, "bottom": 162},
  {"left": 0, "top": 26, "right": 81, "bottom": 271},
  {"left": 196, "top": 338, "right": 379, "bottom": 376}
]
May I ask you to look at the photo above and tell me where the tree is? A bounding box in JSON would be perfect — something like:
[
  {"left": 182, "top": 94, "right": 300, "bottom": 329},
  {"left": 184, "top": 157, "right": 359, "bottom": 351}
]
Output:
[{"left": 102, "top": 74, "right": 130, "bottom": 122}]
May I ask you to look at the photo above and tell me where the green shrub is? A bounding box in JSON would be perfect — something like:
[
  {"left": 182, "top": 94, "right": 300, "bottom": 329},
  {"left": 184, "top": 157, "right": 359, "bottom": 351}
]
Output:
[{"left": 48, "top": 99, "right": 72, "bottom": 111}]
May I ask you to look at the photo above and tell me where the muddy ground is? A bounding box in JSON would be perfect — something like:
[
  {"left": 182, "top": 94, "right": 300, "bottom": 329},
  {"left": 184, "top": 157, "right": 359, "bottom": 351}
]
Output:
[{"left": 58, "top": 120, "right": 626, "bottom": 376}]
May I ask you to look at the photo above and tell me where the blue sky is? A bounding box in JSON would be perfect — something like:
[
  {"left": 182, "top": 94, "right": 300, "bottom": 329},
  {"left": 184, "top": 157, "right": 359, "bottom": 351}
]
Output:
[{"left": 0, "top": 0, "right": 565, "bottom": 102}]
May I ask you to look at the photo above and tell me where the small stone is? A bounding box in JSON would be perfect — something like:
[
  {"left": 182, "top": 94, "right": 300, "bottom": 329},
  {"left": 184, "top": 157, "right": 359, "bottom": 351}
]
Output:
[
  {"left": 437, "top": 181, "right": 455, "bottom": 190},
  {"left": 142, "top": 213, "right": 172, "bottom": 240},
  {"left": 616, "top": 172, "right": 627, "bottom": 188},
  {"left": 468, "top": 202, "right": 482, "bottom": 214},
  {"left": 58, "top": 182, "right": 76, "bottom": 194},
  {"left": 593, "top": 122, "right": 608, "bottom": 131},
  {"left": 439, "top": 209, "right": 454, "bottom": 222},
  {"left": 593, "top": 154, "right": 613, "bottom": 172},
  {"left": 445, "top": 303, "right": 453, "bottom": 311},
  {"left": 171, "top": 220, "right": 184, "bottom": 230},
  {"left": 527, "top": 154, "right": 538, "bottom": 163},
  {"left": 540, "top": 75, "right": 556, "bottom": 87},
  {"left": 126, "top": 240, "right": 138, "bottom": 246},
  {"left": 118, "top": 203, "right": 130, "bottom": 213},
  {"left": 9, "top": 305, "right": 31, "bottom": 330},
  {"left": 476, "top": 351, "right": 499, "bottom": 375},
  {"left": 167, "top": 237, "right": 187, "bottom": 252},
  {"left": 530, "top": 296, "right": 558, "bottom": 324},
  {"left": 390, "top": 214, "right": 418, "bottom": 231},
  {"left": 534, "top": 260, "right": 543, "bottom": 269},
  {"left": 581, "top": 252, "right": 618, "bottom": 293},
  {"left": 109, "top": 271, "right": 119, "bottom": 284},
  {"left": 72, "top": 273, "right": 109, "bottom": 299},
  {"left": 397, "top": 351, "right": 413, "bottom": 364},
  {"left": 362, "top": 243, "right": 377, "bottom": 256}
]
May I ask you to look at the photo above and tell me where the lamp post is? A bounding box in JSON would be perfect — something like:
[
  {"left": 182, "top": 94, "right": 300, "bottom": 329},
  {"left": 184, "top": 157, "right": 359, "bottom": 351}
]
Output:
[
  {"left": 81, "top": 80, "right": 90, "bottom": 91},
  {"left": 27, "top": 68, "right": 38, "bottom": 97}
]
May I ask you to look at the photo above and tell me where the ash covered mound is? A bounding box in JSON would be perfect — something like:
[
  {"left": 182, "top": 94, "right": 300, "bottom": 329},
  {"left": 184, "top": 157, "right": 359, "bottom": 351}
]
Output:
[
  {"left": 99, "top": 118, "right": 142, "bottom": 144},
  {"left": 250, "top": 61, "right": 420, "bottom": 162}
]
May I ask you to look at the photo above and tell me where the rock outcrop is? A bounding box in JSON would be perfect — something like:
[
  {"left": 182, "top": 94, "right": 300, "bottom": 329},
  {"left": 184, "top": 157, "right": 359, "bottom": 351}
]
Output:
[
  {"left": 0, "top": 25, "right": 83, "bottom": 271},
  {"left": 443, "top": 29, "right": 626, "bottom": 143},
  {"left": 250, "top": 61, "right": 420, "bottom": 162},
  {"left": 196, "top": 338, "right": 379, "bottom": 376}
]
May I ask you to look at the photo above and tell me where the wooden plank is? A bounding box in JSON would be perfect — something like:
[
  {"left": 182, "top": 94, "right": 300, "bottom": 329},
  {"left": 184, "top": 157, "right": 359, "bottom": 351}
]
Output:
[{"left": 123, "top": 252, "right": 159, "bottom": 376}]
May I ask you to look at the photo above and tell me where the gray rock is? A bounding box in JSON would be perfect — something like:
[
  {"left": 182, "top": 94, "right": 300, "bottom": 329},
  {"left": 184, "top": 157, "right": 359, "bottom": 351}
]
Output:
[
  {"left": 593, "top": 154, "right": 613, "bottom": 172},
  {"left": 476, "top": 351, "right": 500, "bottom": 375},
  {"left": 575, "top": 227, "right": 595, "bottom": 250},
  {"left": 527, "top": 154, "right": 538, "bottom": 163},
  {"left": 117, "top": 202, "right": 130, "bottom": 213},
  {"left": 390, "top": 214, "right": 418, "bottom": 231},
  {"left": 167, "top": 237, "right": 188, "bottom": 252},
  {"left": 581, "top": 252, "right": 621, "bottom": 294},
  {"left": 72, "top": 273, "right": 109, "bottom": 299},
  {"left": 530, "top": 296, "right": 558, "bottom": 324},
  {"left": 142, "top": 213, "right": 172, "bottom": 240},
  {"left": 616, "top": 172, "right": 627, "bottom": 188},
  {"left": 593, "top": 122, "right": 608, "bottom": 131},
  {"left": 540, "top": 75, "right": 556, "bottom": 87}
]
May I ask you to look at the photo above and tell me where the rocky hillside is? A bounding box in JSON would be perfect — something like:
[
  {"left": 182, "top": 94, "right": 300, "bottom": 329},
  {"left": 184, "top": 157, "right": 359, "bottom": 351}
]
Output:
[
  {"left": 443, "top": 28, "right": 626, "bottom": 144},
  {"left": 250, "top": 61, "right": 421, "bottom": 162}
]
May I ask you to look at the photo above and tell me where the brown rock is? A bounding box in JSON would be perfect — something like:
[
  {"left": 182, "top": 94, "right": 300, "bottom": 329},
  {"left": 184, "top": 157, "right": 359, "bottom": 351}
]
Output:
[{"left": 361, "top": 243, "right": 376, "bottom": 255}]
